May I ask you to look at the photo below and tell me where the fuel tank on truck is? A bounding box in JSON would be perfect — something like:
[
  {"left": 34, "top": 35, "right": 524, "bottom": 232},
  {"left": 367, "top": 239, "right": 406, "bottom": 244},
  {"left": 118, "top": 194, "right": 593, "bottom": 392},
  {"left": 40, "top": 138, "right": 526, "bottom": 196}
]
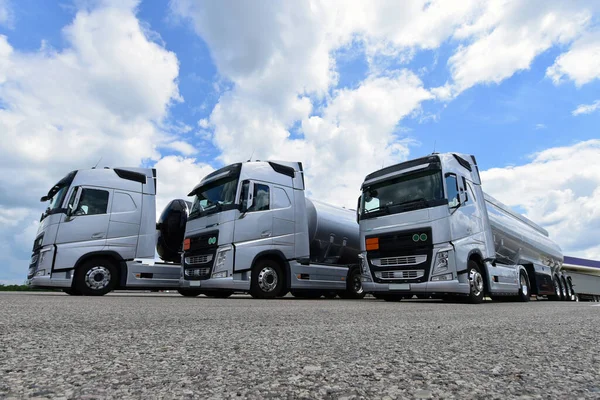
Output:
[
  {"left": 483, "top": 193, "right": 562, "bottom": 265},
  {"left": 305, "top": 198, "right": 360, "bottom": 265},
  {"left": 156, "top": 199, "right": 192, "bottom": 263}
]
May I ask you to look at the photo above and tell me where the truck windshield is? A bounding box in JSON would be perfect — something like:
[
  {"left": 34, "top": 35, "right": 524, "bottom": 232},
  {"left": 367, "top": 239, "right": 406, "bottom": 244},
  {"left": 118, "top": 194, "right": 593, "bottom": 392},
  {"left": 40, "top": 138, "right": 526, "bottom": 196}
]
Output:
[
  {"left": 361, "top": 170, "right": 445, "bottom": 219},
  {"left": 40, "top": 171, "right": 77, "bottom": 221},
  {"left": 189, "top": 176, "right": 238, "bottom": 220}
]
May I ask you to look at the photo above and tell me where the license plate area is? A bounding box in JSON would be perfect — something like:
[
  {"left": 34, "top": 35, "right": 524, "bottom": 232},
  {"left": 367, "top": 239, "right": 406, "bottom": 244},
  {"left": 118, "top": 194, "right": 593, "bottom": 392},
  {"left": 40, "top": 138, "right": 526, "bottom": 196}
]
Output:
[
  {"left": 190, "top": 281, "right": 201, "bottom": 287},
  {"left": 388, "top": 283, "right": 410, "bottom": 291}
]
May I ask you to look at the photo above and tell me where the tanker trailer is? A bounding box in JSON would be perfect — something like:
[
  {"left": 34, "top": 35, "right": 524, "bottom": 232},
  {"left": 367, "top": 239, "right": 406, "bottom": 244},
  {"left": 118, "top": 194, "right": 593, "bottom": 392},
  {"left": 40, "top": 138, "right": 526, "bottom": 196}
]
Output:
[
  {"left": 357, "top": 152, "right": 565, "bottom": 303},
  {"left": 178, "top": 160, "right": 365, "bottom": 299}
]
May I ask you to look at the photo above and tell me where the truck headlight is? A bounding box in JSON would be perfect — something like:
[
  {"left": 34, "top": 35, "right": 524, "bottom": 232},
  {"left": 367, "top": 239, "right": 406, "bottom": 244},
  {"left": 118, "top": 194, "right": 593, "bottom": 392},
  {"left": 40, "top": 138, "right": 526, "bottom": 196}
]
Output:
[
  {"left": 213, "top": 245, "right": 232, "bottom": 273},
  {"left": 432, "top": 250, "right": 450, "bottom": 275},
  {"left": 358, "top": 254, "right": 370, "bottom": 275},
  {"left": 212, "top": 271, "right": 227, "bottom": 279}
]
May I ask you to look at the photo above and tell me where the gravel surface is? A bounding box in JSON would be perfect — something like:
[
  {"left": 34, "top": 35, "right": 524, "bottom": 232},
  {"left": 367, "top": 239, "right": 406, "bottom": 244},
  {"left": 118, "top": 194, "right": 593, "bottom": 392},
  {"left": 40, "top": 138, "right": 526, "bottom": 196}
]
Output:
[{"left": 1, "top": 292, "right": 598, "bottom": 399}]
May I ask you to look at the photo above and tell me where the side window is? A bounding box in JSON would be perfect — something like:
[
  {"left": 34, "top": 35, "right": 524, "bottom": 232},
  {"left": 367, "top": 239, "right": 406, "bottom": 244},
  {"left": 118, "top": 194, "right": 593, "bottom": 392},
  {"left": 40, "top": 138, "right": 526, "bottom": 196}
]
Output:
[
  {"left": 251, "top": 184, "right": 270, "bottom": 211},
  {"left": 445, "top": 175, "right": 459, "bottom": 207},
  {"left": 272, "top": 187, "right": 291, "bottom": 209},
  {"left": 112, "top": 192, "right": 137, "bottom": 213},
  {"left": 467, "top": 182, "right": 476, "bottom": 202},
  {"left": 66, "top": 187, "right": 79, "bottom": 212},
  {"left": 240, "top": 180, "right": 249, "bottom": 210},
  {"left": 462, "top": 177, "right": 469, "bottom": 203},
  {"left": 75, "top": 189, "right": 109, "bottom": 216}
]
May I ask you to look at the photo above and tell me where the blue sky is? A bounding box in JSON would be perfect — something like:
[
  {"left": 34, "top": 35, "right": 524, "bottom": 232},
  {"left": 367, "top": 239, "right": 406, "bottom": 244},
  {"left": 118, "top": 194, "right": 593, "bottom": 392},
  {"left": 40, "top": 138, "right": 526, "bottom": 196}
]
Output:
[{"left": 0, "top": 0, "right": 599, "bottom": 283}]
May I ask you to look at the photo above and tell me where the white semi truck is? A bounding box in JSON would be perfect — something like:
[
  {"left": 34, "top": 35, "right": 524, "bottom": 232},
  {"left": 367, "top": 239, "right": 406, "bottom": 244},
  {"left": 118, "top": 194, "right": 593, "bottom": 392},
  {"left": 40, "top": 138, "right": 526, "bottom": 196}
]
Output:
[
  {"left": 178, "top": 161, "right": 365, "bottom": 299},
  {"left": 357, "top": 152, "right": 574, "bottom": 303},
  {"left": 27, "top": 167, "right": 192, "bottom": 296}
]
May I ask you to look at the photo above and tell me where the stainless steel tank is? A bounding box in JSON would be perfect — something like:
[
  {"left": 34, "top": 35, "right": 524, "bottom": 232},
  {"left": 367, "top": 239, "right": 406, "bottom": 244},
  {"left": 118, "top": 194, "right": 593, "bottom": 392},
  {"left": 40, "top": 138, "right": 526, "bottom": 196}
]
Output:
[
  {"left": 484, "top": 193, "right": 563, "bottom": 266},
  {"left": 305, "top": 198, "right": 360, "bottom": 265}
]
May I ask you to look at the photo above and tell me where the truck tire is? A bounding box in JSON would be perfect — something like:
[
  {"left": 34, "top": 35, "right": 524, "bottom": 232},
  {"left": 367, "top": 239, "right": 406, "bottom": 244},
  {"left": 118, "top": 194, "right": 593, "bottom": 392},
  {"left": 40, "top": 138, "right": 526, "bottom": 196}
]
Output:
[
  {"left": 549, "top": 276, "right": 561, "bottom": 301},
  {"left": 177, "top": 289, "right": 204, "bottom": 297},
  {"left": 250, "top": 259, "right": 284, "bottom": 299},
  {"left": 558, "top": 276, "right": 566, "bottom": 301},
  {"left": 516, "top": 270, "right": 530, "bottom": 302},
  {"left": 205, "top": 291, "right": 234, "bottom": 298},
  {"left": 466, "top": 260, "right": 485, "bottom": 304},
  {"left": 562, "top": 277, "right": 571, "bottom": 301},
  {"left": 339, "top": 268, "right": 366, "bottom": 299},
  {"left": 74, "top": 258, "right": 118, "bottom": 296},
  {"left": 63, "top": 288, "right": 81, "bottom": 296}
]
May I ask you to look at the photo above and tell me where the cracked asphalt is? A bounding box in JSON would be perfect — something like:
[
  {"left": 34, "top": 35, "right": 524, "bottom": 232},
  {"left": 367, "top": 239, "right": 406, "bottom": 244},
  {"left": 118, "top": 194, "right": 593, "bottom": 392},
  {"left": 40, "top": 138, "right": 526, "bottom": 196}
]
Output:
[{"left": 1, "top": 292, "right": 599, "bottom": 399}]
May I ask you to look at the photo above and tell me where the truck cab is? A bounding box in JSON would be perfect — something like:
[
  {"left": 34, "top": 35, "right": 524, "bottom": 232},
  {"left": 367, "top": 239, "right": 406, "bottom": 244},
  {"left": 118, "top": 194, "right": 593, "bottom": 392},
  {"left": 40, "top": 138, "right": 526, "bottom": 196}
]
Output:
[
  {"left": 179, "top": 160, "right": 364, "bottom": 299},
  {"left": 357, "top": 152, "right": 562, "bottom": 303},
  {"left": 28, "top": 167, "right": 183, "bottom": 295}
]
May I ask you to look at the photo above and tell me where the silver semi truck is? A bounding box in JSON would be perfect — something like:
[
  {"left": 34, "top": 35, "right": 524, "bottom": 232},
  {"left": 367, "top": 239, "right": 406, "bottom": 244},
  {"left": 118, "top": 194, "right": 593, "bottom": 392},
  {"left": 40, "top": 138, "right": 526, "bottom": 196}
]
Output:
[
  {"left": 357, "top": 152, "right": 571, "bottom": 303},
  {"left": 178, "top": 161, "right": 365, "bottom": 299},
  {"left": 27, "top": 167, "right": 191, "bottom": 296}
]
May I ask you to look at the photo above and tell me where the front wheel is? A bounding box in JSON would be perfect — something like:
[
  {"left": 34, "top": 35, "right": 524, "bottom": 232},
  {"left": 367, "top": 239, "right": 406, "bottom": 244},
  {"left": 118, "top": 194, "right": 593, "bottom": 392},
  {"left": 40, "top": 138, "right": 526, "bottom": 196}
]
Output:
[
  {"left": 466, "top": 260, "right": 485, "bottom": 304},
  {"left": 74, "top": 258, "right": 118, "bottom": 296},
  {"left": 250, "top": 259, "right": 284, "bottom": 299}
]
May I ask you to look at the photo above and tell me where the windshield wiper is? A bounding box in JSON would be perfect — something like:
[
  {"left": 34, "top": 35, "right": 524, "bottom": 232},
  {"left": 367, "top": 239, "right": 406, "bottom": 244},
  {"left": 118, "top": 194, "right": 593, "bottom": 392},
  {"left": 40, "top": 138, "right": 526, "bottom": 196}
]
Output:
[{"left": 396, "top": 198, "right": 428, "bottom": 207}]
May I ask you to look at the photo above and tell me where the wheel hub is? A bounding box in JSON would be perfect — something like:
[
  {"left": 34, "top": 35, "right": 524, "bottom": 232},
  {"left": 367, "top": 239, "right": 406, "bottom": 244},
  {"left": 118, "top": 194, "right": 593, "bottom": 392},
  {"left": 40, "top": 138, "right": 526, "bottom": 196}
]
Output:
[
  {"left": 257, "top": 266, "right": 278, "bottom": 293},
  {"left": 352, "top": 274, "right": 364, "bottom": 295},
  {"left": 85, "top": 266, "right": 111, "bottom": 290},
  {"left": 469, "top": 269, "right": 483, "bottom": 297},
  {"left": 520, "top": 274, "right": 528, "bottom": 296}
]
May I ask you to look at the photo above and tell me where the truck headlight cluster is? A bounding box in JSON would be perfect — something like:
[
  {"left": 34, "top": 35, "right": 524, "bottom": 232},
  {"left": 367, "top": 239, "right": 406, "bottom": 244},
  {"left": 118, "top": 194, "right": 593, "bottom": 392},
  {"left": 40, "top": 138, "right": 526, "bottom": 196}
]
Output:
[
  {"left": 358, "top": 253, "right": 370, "bottom": 275},
  {"left": 213, "top": 245, "right": 232, "bottom": 273},
  {"left": 431, "top": 273, "right": 453, "bottom": 281},
  {"left": 433, "top": 250, "right": 449, "bottom": 274}
]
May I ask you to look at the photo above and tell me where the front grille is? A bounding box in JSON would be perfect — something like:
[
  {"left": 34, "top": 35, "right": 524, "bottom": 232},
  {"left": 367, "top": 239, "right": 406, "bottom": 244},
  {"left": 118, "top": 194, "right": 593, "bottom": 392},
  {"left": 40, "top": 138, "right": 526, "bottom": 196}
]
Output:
[
  {"left": 184, "top": 267, "right": 211, "bottom": 278},
  {"left": 373, "top": 255, "right": 427, "bottom": 266},
  {"left": 375, "top": 270, "right": 424, "bottom": 280},
  {"left": 185, "top": 254, "right": 213, "bottom": 265}
]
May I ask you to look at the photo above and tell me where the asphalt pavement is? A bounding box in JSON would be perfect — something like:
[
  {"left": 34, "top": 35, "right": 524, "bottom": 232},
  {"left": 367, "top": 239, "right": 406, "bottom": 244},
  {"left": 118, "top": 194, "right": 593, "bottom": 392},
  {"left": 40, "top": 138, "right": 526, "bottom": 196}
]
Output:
[{"left": 1, "top": 292, "right": 598, "bottom": 399}]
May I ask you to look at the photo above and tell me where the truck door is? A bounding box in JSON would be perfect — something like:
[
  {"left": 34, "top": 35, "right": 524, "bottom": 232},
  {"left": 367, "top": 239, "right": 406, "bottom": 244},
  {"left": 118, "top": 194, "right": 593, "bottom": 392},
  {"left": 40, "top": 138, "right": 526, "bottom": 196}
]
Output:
[
  {"left": 446, "top": 174, "right": 482, "bottom": 241},
  {"left": 233, "top": 180, "right": 273, "bottom": 270},
  {"left": 53, "top": 186, "right": 112, "bottom": 271},
  {"left": 106, "top": 191, "right": 143, "bottom": 260}
]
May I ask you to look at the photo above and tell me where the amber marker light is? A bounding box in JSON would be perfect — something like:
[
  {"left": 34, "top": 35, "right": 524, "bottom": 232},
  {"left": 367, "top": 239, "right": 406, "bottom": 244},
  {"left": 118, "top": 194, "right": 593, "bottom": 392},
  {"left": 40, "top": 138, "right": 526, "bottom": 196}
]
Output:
[
  {"left": 183, "top": 238, "right": 191, "bottom": 251},
  {"left": 366, "top": 237, "right": 379, "bottom": 251}
]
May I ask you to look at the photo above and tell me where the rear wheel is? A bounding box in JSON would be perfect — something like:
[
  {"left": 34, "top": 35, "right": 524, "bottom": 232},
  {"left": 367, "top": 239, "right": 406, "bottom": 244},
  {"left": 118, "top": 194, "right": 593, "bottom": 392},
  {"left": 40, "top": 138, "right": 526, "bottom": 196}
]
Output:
[
  {"left": 466, "top": 260, "right": 485, "bottom": 304},
  {"left": 178, "top": 289, "right": 204, "bottom": 297},
  {"left": 250, "top": 259, "right": 284, "bottom": 299},
  {"left": 74, "top": 258, "right": 118, "bottom": 296},
  {"left": 558, "top": 276, "right": 566, "bottom": 300},
  {"left": 562, "top": 277, "right": 571, "bottom": 301},
  {"left": 516, "top": 270, "right": 530, "bottom": 302},
  {"left": 549, "top": 275, "right": 561, "bottom": 301}
]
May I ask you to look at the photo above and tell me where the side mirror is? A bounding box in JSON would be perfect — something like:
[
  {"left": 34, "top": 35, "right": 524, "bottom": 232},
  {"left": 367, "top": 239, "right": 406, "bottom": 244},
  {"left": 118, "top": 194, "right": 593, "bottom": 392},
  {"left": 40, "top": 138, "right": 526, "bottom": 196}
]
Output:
[
  {"left": 242, "top": 181, "right": 254, "bottom": 213},
  {"left": 356, "top": 195, "right": 362, "bottom": 224}
]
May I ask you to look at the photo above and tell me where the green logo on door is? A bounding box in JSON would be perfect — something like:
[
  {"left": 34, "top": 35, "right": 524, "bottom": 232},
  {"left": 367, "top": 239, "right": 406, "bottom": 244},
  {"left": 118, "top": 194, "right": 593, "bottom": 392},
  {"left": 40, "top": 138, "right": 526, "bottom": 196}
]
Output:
[{"left": 208, "top": 237, "right": 217, "bottom": 245}]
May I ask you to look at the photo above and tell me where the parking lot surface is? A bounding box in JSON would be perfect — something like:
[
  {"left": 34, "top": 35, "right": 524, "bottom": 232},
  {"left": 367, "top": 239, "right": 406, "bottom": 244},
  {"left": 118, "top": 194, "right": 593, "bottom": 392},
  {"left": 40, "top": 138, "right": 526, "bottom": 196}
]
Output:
[{"left": 1, "top": 292, "right": 598, "bottom": 399}]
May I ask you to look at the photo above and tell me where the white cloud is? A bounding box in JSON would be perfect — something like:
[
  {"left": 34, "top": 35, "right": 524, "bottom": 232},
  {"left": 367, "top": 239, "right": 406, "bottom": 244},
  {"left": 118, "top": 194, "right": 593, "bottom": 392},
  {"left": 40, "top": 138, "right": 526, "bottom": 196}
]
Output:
[
  {"left": 152, "top": 156, "right": 214, "bottom": 218},
  {"left": 0, "top": 0, "right": 13, "bottom": 28},
  {"left": 572, "top": 100, "right": 600, "bottom": 116},
  {"left": 437, "top": 0, "right": 595, "bottom": 98},
  {"left": 481, "top": 140, "right": 600, "bottom": 259},
  {"left": 0, "top": 1, "right": 202, "bottom": 283},
  {"left": 164, "top": 140, "right": 197, "bottom": 156},
  {"left": 535, "top": 124, "right": 546, "bottom": 130},
  {"left": 547, "top": 31, "right": 600, "bottom": 86}
]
